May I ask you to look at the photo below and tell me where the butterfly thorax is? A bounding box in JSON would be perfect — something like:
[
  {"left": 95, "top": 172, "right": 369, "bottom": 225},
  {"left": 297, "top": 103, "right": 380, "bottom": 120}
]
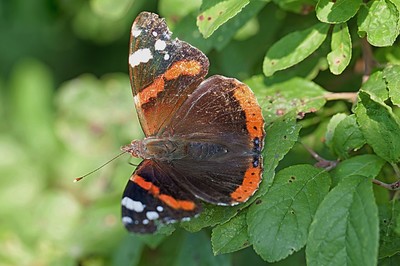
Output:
[{"left": 122, "top": 137, "right": 229, "bottom": 162}]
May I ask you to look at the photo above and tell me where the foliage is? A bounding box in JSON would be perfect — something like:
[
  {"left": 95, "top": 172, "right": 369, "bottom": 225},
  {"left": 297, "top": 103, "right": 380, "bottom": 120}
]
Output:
[{"left": 2, "top": 0, "right": 400, "bottom": 265}]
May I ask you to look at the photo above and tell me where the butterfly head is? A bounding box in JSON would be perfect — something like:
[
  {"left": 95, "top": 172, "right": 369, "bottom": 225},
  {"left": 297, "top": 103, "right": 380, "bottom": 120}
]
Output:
[{"left": 121, "top": 140, "right": 144, "bottom": 159}]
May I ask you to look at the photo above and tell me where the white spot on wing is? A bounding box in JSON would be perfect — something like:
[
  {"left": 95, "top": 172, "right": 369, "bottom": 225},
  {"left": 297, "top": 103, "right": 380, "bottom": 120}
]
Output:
[
  {"left": 146, "top": 211, "right": 159, "bottom": 220},
  {"left": 121, "top": 197, "right": 145, "bottom": 212},
  {"left": 155, "top": 39, "right": 167, "bottom": 51},
  {"left": 156, "top": 206, "right": 163, "bottom": 212},
  {"left": 131, "top": 26, "right": 141, "bottom": 37},
  {"left": 164, "top": 53, "right": 170, "bottom": 60},
  {"left": 181, "top": 217, "right": 191, "bottom": 222},
  {"left": 152, "top": 31, "right": 158, "bottom": 37},
  {"left": 143, "top": 219, "right": 149, "bottom": 224},
  {"left": 129, "top": 48, "right": 152, "bottom": 67},
  {"left": 122, "top": 216, "right": 133, "bottom": 224}
]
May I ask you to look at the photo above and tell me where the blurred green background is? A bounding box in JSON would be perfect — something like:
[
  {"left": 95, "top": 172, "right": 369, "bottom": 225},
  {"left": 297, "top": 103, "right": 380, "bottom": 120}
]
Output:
[{"left": 0, "top": 0, "right": 280, "bottom": 265}]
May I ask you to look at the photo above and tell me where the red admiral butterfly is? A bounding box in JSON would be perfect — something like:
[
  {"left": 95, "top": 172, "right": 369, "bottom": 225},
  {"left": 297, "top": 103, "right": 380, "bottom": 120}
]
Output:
[{"left": 121, "top": 12, "right": 265, "bottom": 233}]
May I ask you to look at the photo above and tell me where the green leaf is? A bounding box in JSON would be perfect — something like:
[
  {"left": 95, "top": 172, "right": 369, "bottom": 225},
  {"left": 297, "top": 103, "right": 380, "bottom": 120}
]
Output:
[
  {"left": 360, "top": 71, "right": 389, "bottom": 101},
  {"left": 331, "top": 115, "right": 366, "bottom": 159},
  {"left": 90, "top": 0, "right": 133, "bottom": 19},
  {"left": 325, "top": 113, "right": 347, "bottom": 149},
  {"left": 330, "top": 154, "right": 386, "bottom": 187},
  {"left": 379, "top": 201, "right": 400, "bottom": 258},
  {"left": 306, "top": 175, "right": 379, "bottom": 266},
  {"left": 248, "top": 165, "right": 331, "bottom": 262},
  {"left": 211, "top": 211, "right": 250, "bottom": 255},
  {"left": 174, "top": 231, "right": 231, "bottom": 266},
  {"left": 327, "top": 23, "right": 352, "bottom": 75},
  {"left": 354, "top": 91, "right": 400, "bottom": 163},
  {"left": 383, "top": 65, "right": 400, "bottom": 106},
  {"left": 357, "top": 0, "right": 399, "bottom": 47},
  {"left": 316, "top": 0, "right": 362, "bottom": 24},
  {"left": 260, "top": 44, "right": 330, "bottom": 84},
  {"left": 180, "top": 203, "right": 239, "bottom": 232},
  {"left": 263, "top": 23, "right": 329, "bottom": 76},
  {"left": 257, "top": 113, "right": 302, "bottom": 195},
  {"left": 389, "top": 0, "right": 400, "bottom": 11},
  {"left": 247, "top": 77, "right": 327, "bottom": 124},
  {"left": 197, "top": 0, "right": 251, "bottom": 38}
]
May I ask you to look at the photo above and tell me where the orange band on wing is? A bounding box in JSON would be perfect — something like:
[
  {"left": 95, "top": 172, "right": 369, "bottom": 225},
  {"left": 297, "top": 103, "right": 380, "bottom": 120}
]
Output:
[
  {"left": 137, "top": 60, "right": 201, "bottom": 105},
  {"left": 233, "top": 84, "right": 264, "bottom": 140},
  {"left": 137, "top": 77, "right": 165, "bottom": 105},
  {"left": 132, "top": 174, "right": 196, "bottom": 211},
  {"left": 164, "top": 60, "right": 201, "bottom": 80},
  {"left": 158, "top": 194, "right": 196, "bottom": 211},
  {"left": 131, "top": 175, "right": 160, "bottom": 195},
  {"left": 230, "top": 162, "right": 262, "bottom": 203}
]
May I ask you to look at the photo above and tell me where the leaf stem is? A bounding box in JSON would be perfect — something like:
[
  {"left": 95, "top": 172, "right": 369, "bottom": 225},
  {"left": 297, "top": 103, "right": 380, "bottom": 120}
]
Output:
[
  {"left": 391, "top": 163, "right": 400, "bottom": 179},
  {"left": 324, "top": 92, "right": 358, "bottom": 103},
  {"left": 302, "top": 143, "right": 339, "bottom": 171},
  {"left": 372, "top": 179, "right": 400, "bottom": 190}
]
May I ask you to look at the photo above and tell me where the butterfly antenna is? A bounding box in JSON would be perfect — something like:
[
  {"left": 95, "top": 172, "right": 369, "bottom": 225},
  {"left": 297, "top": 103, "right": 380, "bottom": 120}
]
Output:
[{"left": 74, "top": 151, "right": 128, "bottom": 182}]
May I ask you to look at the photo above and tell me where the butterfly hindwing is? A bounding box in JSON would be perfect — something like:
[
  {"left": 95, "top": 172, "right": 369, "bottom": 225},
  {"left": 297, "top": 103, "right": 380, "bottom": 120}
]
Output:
[
  {"left": 121, "top": 160, "right": 202, "bottom": 233},
  {"left": 161, "top": 75, "right": 265, "bottom": 205},
  {"left": 129, "top": 12, "right": 209, "bottom": 136}
]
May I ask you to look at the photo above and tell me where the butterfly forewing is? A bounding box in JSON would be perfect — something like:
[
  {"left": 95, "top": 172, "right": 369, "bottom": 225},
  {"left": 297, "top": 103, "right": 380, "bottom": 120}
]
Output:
[{"left": 129, "top": 12, "right": 209, "bottom": 136}]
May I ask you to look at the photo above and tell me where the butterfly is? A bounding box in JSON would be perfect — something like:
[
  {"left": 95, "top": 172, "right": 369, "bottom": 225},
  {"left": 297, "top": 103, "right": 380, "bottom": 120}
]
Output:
[{"left": 120, "top": 12, "right": 265, "bottom": 233}]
